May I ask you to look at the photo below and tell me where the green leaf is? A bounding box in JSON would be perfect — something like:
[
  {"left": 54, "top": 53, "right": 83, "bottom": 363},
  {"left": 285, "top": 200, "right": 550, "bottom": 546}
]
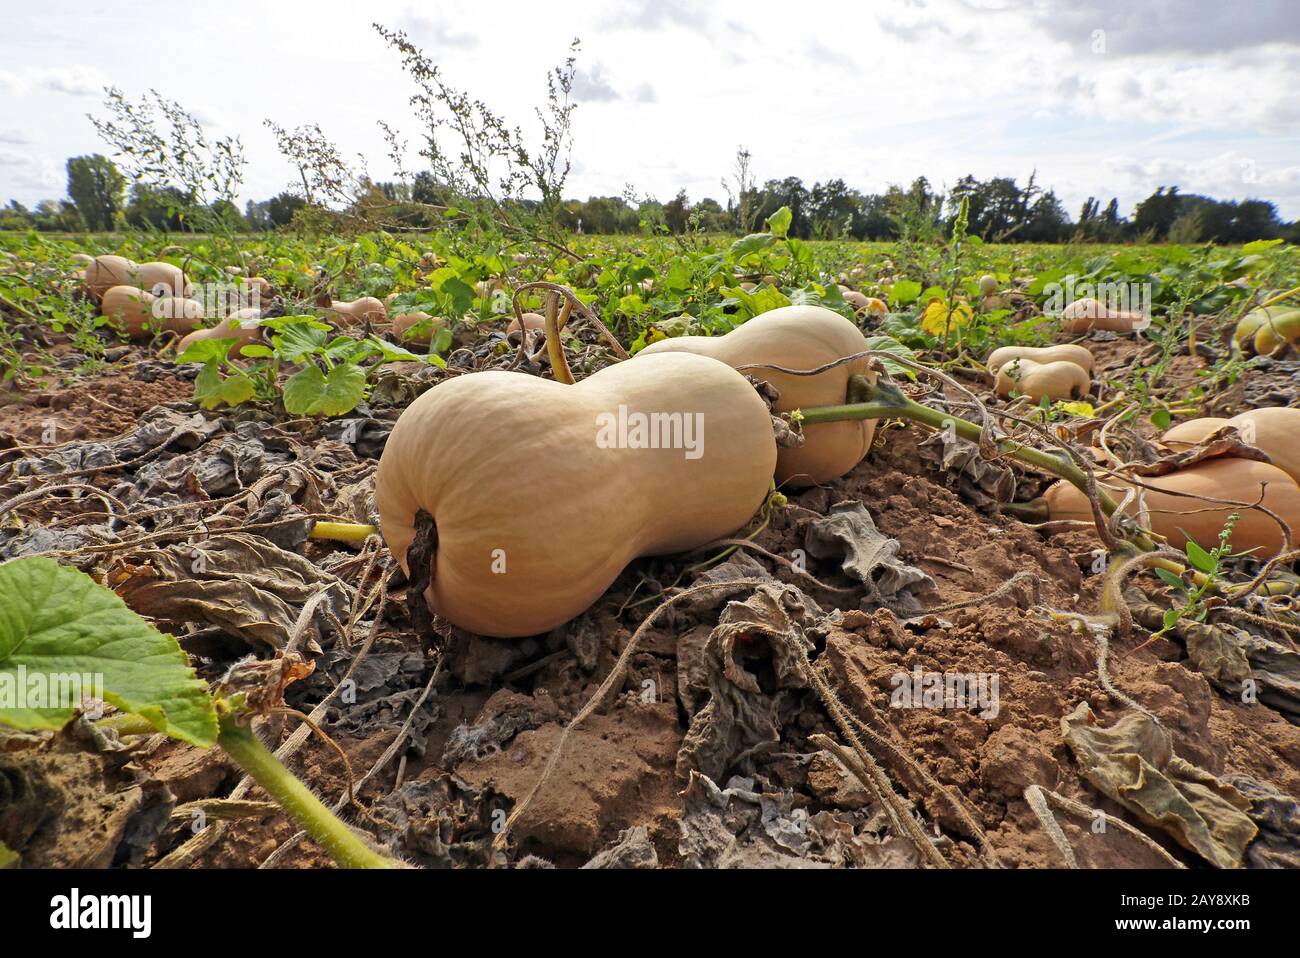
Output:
[
  {"left": 886, "top": 279, "right": 922, "bottom": 306},
  {"left": 863, "top": 335, "right": 917, "bottom": 381},
  {"left": 1150, "top": 408, "right": 1172, "bottom": 430},
  {"left": 729, "top": 232, "right": 776, "bottom": 260},
  {"left": 192, "top": 361, "right": 224, "bottom": 409},
  {"left": 217, "top": 370, "right": 256, "bottom": 407},
  {"left": 265, "top": 316, "right": 331, "bottom": 362},
  {"left": 1154, "top": 567, "right": 1187, "bottom": 593},
  {"left": 1162, "top": 608, "right": 1182, "bottom": 630},
  {"left": 766, "top": 205, "right": 792, "bottom": 239},
  {"left": 0, "top": 557, "right": 217, "bottom": 747},
  {"left": 1242, "top": 239, "right": 1283, "bottom": 255},
  {"left": 282, "top": 363, "right": 368, "bottom": 417},
  {"left": 177, "top": 337, "right": 238, "bottom": 365},
  {"left": 0, "top": 839, "right": 18, "bottom": 869},
  {"left": 1184, "top": 538, "right": 1217, "bottom": 574}
]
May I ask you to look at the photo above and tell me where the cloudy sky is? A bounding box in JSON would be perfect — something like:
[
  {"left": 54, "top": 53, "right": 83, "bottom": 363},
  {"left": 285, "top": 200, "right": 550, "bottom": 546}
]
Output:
[{"left": 2, "top": 0, "right": 1299, "bottom": 220}]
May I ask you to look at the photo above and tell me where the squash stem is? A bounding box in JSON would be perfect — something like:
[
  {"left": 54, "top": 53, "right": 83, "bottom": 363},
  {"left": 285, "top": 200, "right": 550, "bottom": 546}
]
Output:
[
  {"left": 799, "top": 377, "right": 1155, "bottom": 550},
  {"left": 216, "top": 708, "right": 401, "bottom": 869},
  {"left": 309, "top": 521, "right": 377, "bottom": 544},
  {"left": 545, "top": 293, "right": 575, "bottom": 385}
]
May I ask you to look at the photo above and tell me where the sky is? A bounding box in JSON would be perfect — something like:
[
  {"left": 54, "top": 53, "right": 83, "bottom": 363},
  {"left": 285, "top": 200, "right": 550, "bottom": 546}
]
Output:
[{"left": 1, "top": 0, "right": 1299, "bottom": 221}]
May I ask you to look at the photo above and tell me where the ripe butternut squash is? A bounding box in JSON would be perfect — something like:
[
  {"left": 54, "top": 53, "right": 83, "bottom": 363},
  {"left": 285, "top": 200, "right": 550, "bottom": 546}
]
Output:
[
  {"left": 176, "top": 309, "right": 264, "bottom": 358},
  {"left": 135, "top": 261, "right": 191, "bottom": 298},
  {"left": 1043, "top": 457, "right": 1300, "bottom": 557},
  {"left": 636, "top": 304, "right": 875, "bottom": 486},
  {"left": 506, "top": 311, "right": 549, "bottom": 338},
  {"left": 392, "top": 312, "right": 445, "bottom": 345},
  {"left": 1162, "top": 408, "right": 1300, "bottom": 484},
  {"left": 100, "top": 285, "right": 203, "bottom": 338},
  {"left": 838, "top": 288, "right": 887, "bottom": 317},
  {"left": 1233, "top": 306, "right": 1300, "bottom": 355},
  {"left": 84, "top": 255, "right": 138, "bottom": 298},
  {"left": 992, "top": 358, "right": 1090, "bottom": 403},
  {"left": 375, "top": 352, "right": 777, "bottom": 637},
  {"left": 986, "top": 344, "right": 1094, "bottom": 375},
  {"left": 329, "top": 297, "right": 387, "bottom": 326},
  {"left": 1060, "top": 297, "right": 1147, "bottom": 333},
  {"left": 1251, "top": 310, "right": 1300, "bottom": 357}
]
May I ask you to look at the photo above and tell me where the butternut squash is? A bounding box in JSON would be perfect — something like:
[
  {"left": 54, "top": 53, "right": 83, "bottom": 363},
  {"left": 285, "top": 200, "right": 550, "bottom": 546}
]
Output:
[
  {"left": 992, "top": 358, "right": 1090, "bottom": 403},
  {"left": 1251, "top": 310, "right": 1300, "bottom": 357},
  {"left": 329, "top": 297, "right": 387, "bottom": 326},
  {"left": 1060, "top": 297, "right": 1147, "bottom": 333},
  {"left": 375, "top": 352, "right": 777, "bottom": 637},
  {"left": 1043, "top": 457, "right": 1300, "bottom": 557},
  {"left": 176, "top": 308, "right": 264, "bottom": 358},
  {"left": 506, "top": 311, "right": 549, "bottom": 338},
  {"left": 100, "top": 285, "right": 203, "bottom": 338},
  {"left": 1162, "top": 408, "right": 1300, "bottom": 484},
  {"left": 636, "top": 304, "right": 875, "bottom": 486},
  {"left": 838, "top": 288, "right": 887, "bottom": 317},
  {"left": 1233, "top": 306, "right": 1300, "bottom": 355},
  {"left": 986, "top": 344, "right": 1094, "bottom": 375},
  {"left": 135, "top": 261, "right": 191, "bottom": 298},
  {"left": 392, "top": 312, "right": 445, "bottom": 345},
  {"left": 84, "top": 255, "right": 138, "bottom": 298}
]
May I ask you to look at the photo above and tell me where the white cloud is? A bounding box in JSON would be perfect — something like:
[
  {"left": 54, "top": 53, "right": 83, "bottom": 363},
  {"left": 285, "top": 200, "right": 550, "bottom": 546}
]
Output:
[{"left": 37, "top": 65, "right": 109, "bottom": 96}]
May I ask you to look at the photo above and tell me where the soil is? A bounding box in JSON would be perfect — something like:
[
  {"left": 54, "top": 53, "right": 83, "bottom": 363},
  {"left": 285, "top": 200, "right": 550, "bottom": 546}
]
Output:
[{"left": 4, "top": 327, "right": 1299, "bottom": 870}]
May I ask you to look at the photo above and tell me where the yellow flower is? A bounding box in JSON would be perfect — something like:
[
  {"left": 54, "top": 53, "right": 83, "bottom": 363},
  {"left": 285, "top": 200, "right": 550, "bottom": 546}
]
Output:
[{"left": 920, "top": 300, "right": 973, "bottom": 336}]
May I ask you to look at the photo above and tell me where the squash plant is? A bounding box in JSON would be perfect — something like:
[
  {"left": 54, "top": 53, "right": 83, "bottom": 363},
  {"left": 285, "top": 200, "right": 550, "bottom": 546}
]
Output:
[
  {"left": 177, "top": 314, "right": 440, "bottom": 416},
  {"left": 0, "top": 556, "right": 401, "bottom": 869}
]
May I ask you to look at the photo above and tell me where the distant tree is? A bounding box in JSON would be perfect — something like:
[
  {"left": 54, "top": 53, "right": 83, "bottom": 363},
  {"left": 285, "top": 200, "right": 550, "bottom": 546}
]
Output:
[
  {"left": 66, "top": 154, "right": 125, "bottom": 231},
  {"left": 1133, "top": 186, "right": 1182, "bottom": 240},
  {"left": 265, "top": 191, "right": 307, "bottom": 227},
  {"left": 663, "top": 189, "right": 691, "bottom": 233},
  {"left": 124, "top": 183, "right": 188, "bottom": 231},
  {"left": 0, "top": 201, "right": 33, "bottom": 230},
  {"left": 32, "top": 200, "right": 84, "bottom": 232}
]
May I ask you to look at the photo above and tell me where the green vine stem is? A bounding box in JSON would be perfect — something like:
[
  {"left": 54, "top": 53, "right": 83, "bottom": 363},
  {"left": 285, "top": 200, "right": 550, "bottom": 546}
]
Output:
[
  {"left": 215, "top": 705, "right": 401, "bottom": 869},
  {"left": 798, "top": 376, "right": 1156, "bottom": 551}
]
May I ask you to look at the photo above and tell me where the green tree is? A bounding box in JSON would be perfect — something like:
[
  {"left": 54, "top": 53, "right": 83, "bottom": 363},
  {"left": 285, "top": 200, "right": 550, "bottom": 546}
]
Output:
[{"left": 66, "top": 154, "right": 126, "bottom": 231}]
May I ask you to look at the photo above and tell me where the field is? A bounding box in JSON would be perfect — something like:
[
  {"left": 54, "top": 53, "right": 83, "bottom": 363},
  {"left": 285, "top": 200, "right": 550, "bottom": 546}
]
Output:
[{"left": 1, "top": 222, "right": 1298, "bottom": 871}]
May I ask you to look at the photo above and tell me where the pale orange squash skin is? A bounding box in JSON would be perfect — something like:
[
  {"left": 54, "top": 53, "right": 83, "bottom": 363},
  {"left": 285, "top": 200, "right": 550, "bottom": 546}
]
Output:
[
  {"left": 638, "top": 305, "right": 876, "bottom": 486},
  {"left": 1162, "top": 408, "right": 1300, "bottom": 484},
  {"left": 391, "top": 312, "right": 443, "bottom": 345},
  {"left": 506, "top": 311, "right": 549, "bottom": 338},
  {"left": 329, "top": 297, "right": 387, "bottom": 326},
  {"left": 135, "top": 261, "right": 191, "bottom": 298},
  {"left": 987, "top": 344, "right": 1094, "bottom": 375},
  {"left": 176, "top": 308, "right": 263, "bottom": 358},
  {"left": 84, "top": 255, "right": 138, "bottom": 298},
  {"left": 375, "top": 352, "right": 777, "bottom": 637},
  {"left": 1044, "top": 457, "right": 1300, "bottom": 557},
  {"left": 992, "top": 357, "right": 1091, "bottom": 402},
  {"left": 101, "top": 285, "right": 202, "bottom": 338},
  {"left": 1060, "top": 297, "right": 1146, "bottom": 333}
]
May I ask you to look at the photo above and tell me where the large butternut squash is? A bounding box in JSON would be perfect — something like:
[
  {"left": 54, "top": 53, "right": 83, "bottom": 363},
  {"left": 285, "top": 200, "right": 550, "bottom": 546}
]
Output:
[
  {"left": 1161, "top": 408, "right": 1300, "bottom": 484},
  {"left": 1044, "top": 457, "right": 1300, "bottom": 557},
  {"left": 986, "top": 344, "right": 1094, "bottom": 375},
  {"left": 1060, "top": 297, "right": 1147, "bottom": 333},
  {"left": 375, "top": 352, "right": 778, "bottom": 637},
  {"left": 84, "top": 255, "right": 138, "bottom": 298},
  {"left": 992, "top": 358, "right": 1091, "bottom": 403},
  {"left": 101, "top": 285, "right": 203, "bottom": 338},
  {"left": 637, "top": 305, "right": 875, "bottom": 486}
]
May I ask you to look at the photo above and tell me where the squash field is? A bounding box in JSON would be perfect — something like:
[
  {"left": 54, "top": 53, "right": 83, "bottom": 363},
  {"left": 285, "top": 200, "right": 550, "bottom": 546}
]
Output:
[{"left": 2, "top": 223, "right": 1299, "bottom": 871}]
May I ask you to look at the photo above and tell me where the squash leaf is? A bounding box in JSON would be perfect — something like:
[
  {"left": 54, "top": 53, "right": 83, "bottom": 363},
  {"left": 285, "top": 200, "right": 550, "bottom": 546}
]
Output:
[
  {"left": 282, "top": 363, "right": 368, "bottom": 417},
  {"left": 0, "top": 557, "right": 217, "bottom": 747}
]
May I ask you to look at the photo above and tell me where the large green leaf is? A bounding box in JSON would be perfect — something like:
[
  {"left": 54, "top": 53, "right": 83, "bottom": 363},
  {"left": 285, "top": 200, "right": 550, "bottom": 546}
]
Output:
[
  {"left": 0, "top": 557, "right": 217, "bottom": 747},
  {"left": 282, "top": 363, "right": 368, "bottom": 416}
]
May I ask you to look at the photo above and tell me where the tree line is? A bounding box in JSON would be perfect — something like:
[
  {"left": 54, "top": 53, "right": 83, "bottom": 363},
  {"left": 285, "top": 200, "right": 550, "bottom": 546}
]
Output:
[{"left": 2, "top": 152, "right": 1296, "bottom": 245}]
